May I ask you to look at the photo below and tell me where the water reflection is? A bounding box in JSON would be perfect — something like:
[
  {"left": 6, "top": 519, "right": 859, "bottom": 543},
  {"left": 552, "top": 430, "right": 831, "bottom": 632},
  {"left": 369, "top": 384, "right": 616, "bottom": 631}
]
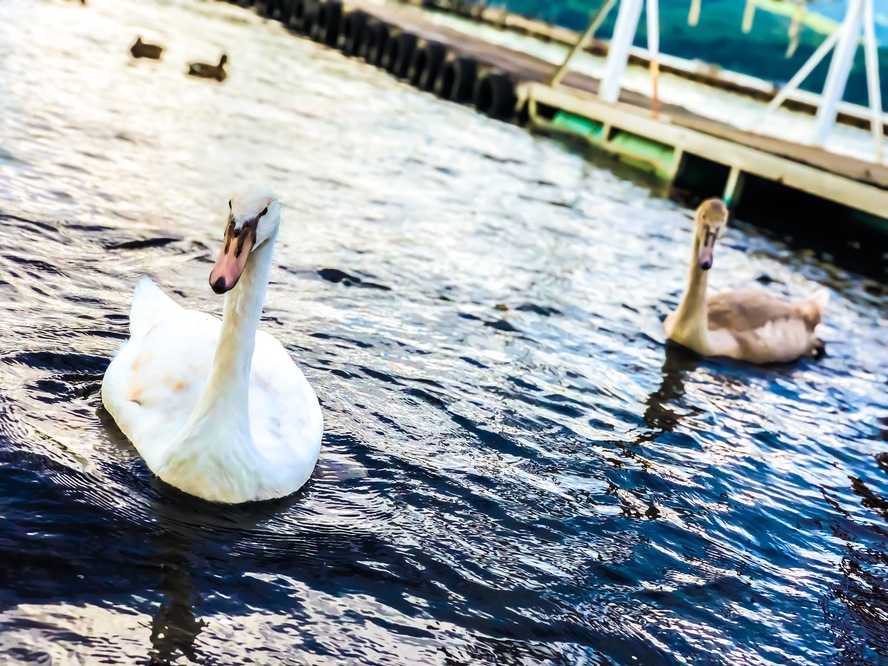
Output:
[
  {"left": 148, "top": 536, "right": 205, "bottom": 666},
  {"left": 825, "top": 475, "right": 888, "bottom": 665},
  {"left": 0, "top": 0, "right": 886, "bottom": 663},
  {"left": 145, "top": 490, "right": 310, "bottom": 665},
  {"left": 640, "top": 343, "right": 704, "bottom": 437}
]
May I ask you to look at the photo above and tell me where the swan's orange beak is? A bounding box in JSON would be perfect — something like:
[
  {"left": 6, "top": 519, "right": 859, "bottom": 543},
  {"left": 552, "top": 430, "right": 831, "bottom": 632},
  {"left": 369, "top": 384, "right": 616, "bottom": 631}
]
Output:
[{"left": 209, "top": 229, "right": 254, "bottom": 294}]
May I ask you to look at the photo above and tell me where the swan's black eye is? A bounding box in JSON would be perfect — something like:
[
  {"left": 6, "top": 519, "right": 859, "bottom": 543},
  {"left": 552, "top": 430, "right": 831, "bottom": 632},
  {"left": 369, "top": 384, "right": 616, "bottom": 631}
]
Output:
[
  {"left": 259, "top": 207, "right": 268, "bottom": 218},
  {"left": 228, "top": 199, "right": 232, "bottom": 210}
]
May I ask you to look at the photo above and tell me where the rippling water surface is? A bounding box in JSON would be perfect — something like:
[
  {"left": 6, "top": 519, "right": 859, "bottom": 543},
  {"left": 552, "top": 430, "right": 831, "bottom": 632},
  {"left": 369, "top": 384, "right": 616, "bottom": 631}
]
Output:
[{"left": 1, "top": 1, "right": 887, "bottom": 664}]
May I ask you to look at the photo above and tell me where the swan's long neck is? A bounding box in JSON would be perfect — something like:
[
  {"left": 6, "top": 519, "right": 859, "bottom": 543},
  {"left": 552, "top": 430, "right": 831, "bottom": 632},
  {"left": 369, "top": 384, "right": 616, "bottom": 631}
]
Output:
[
  {"left": 193, "top": 232, "right": 276, "bottom": 427},
  {"left": 672, "top": 231, "right": 709, "bottom": 344},
  {"left": 158, "top": 226, "right": 278, "bottom": 494}
]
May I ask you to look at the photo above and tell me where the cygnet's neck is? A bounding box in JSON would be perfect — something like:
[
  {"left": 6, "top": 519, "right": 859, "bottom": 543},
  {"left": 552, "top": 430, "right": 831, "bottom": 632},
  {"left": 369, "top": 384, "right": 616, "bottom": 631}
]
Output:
[{"left": 672, "top": 231, "right": 710, "bottom": 344}]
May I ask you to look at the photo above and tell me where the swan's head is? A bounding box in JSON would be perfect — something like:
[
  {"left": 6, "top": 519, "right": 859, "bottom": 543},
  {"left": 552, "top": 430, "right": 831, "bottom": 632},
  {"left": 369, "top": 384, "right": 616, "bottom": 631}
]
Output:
[
  {"left": 694, "top": 198, "right": 728, "bottom": 271},
  {"left": 209, "top": 188, "right": 280, "bottom": 294}
]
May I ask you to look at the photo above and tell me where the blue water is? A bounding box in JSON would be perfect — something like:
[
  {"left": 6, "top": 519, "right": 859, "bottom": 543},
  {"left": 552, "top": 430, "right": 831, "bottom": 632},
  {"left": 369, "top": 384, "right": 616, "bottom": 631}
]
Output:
[
  {"left": 498, "top": 0, "right": 888, "bottom": 110},
  {"left": 0, "top": 1, "right": 886, "bottom": 664}
]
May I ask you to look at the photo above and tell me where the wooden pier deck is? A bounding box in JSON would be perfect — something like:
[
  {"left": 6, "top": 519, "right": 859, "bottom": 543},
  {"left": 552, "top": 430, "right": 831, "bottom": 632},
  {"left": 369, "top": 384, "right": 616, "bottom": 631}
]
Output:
[{"left": 344, "top": 0, "right": 887, "bottom": 222}]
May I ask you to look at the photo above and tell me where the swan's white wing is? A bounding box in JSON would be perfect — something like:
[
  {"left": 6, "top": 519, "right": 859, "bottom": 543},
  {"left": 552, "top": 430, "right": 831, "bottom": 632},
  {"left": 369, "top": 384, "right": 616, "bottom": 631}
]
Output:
[
  {"left": 129, "top": 277, "right": 183, "bottom": 338},
  {"left": 247, "top": 330, "right": 323, "bottom": 497},
  {"left": 103, "top": 283, "right": 220, "bottom": 468}
]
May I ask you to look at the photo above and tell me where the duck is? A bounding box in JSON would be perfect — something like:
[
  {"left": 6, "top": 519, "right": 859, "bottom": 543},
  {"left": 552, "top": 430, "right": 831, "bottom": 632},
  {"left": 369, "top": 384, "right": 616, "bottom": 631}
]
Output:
[
  {"left": 102, "top": 188, "right": 323, "bottom": 503},
  {"left": 130, "top": 37, "right": 164, "bottom": 60},
  {"left": 187, "top": 54, "right": 228, "bottom": 82},
  {"left": 664, "top": 198, "right": 828, "bottom": 364}
]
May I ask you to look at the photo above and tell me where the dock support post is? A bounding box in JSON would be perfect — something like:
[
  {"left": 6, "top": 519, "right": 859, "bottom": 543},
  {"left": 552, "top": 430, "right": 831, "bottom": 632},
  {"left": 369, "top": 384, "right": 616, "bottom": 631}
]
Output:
[
  {"left": 688, "top": 0, "right": 701, "bottom": 27},
  {"left": 549, "top": 0, "right": 616, "bottom": 87},
  {"left": 646, "top": 0, "right": 660, "bottom": 117},
  {"left": 742, "top": 0, "right": 755, "bottom": 33},
  {"left": 723, "top": 167, "right": 746, "bottom": 208},
  {"left": 786, "top": 1, "right": 804, "bottom": 58},
  {"left": 599, "top": 0, "right": 644, "bottom": 104},
  {"left": 813, "top": 0, "right": 864, "bottom": 147},
  {"left": 862, "top": 0, "right": 884, "bottom": 163},
  {"left": 669, "top": 148, "right": 685, "bottom": 181}
]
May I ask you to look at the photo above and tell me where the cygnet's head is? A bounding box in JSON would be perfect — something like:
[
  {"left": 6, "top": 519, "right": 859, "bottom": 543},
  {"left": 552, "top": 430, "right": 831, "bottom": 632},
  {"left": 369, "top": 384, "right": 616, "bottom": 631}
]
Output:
[
  {"left": 209, "top": 188, "right": 280, "bottom": 294},
  {"left": 694, "top": 198, "right": 728, "bottom": 271}
]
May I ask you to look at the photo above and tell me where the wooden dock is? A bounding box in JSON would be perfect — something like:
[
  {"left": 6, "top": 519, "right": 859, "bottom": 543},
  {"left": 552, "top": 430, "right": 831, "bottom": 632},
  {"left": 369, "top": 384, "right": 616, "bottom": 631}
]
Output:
[
  {"left": 413, "top": 0, "right": 888, "bottom": 135},
  {"left": 350, "top": 1, "right": 887, "bottom": 216}
]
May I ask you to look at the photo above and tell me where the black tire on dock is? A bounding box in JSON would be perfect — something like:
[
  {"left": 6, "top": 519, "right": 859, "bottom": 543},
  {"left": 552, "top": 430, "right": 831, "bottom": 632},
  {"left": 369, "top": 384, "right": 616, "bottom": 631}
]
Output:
[
  {"left": 257, "top": 0, "right": 275, "bottom": 18},
  {"left": 474, "top": 72, "right": 517, "bottom": 120},
  {"left": 381, "top": 32, "right": 418, "bottom": 79},
  {"left": 340, "top": 10, "right": 368, "bottom": 55},
  {"left": 436, "top": 55, "right": 477, "bottom": 102},
  {"left": 455, "top": 0, "right": 473, "bottom": 17},
  {"left": 408, "top": 41, "right": 447, "bottom": 91},
  {"left": 304, "top": 7, "right": 322, "bottom": 37},
  {"left": 358, "top": 21, "right": 391, "bottom": 66},
  {"left": 274, "top": 0, "right": 291, "bottom": 21},
  {"left": 312, "top": 1, "right": 342, "bottom": 46},
  {"left": 290, "top": 0, "right": 317, "bottom": 34},
  {"left": 262, "top": 0, "right": 287, "bottom": 21}
]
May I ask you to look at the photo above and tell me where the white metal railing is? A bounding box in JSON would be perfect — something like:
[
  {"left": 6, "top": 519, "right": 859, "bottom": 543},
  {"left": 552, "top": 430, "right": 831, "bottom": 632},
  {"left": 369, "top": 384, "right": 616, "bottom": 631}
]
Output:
[{"left": 549, "top": 0, "right": 885, "bottom": 163}]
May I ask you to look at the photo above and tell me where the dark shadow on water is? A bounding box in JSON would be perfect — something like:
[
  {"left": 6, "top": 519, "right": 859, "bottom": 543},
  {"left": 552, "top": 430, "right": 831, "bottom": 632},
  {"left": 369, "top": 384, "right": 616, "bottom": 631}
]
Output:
[
  {"left": 144, "top": 491, "right": 299, "bottom": 665},
  {"left": 824, "top": 474, "right": 888, "bottom": 664},
  {"left": 640, "top": 342, "right": 705, "bottom": 439},
  {"left": 147, "top": 534, "right": 205, "bottom": 666}
]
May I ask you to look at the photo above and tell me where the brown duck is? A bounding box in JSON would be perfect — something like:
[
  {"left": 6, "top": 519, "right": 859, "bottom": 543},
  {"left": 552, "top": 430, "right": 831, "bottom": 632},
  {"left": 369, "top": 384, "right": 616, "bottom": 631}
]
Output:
[
  {"left": 187, "top": 54, "right": 228, "bottom": 82},
  {"left": 130, "top": 37, "right": 163, "bottom": 60}
]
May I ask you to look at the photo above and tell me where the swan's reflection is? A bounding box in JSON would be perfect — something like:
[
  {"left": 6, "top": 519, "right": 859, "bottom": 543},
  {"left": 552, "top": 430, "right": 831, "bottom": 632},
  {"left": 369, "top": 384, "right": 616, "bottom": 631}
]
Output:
[
  {"left": 145, "top": 490, "right": 291, "bottom": 665},
  {"left": 640, "top": 342, "right": 705, "bottom": 440},
  {"left": 148, "top": 532, "right": 204, "bottom": 666}
]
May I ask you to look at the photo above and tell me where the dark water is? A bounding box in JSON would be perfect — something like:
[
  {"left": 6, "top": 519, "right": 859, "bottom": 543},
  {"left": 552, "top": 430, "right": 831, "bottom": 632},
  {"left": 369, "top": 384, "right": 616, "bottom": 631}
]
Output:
[{"left": 1, "top": 1, "right": 887, "bottom": 664}]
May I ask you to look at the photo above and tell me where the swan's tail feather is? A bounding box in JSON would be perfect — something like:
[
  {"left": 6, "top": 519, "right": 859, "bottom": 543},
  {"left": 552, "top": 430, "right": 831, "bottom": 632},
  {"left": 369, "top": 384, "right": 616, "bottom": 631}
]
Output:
[
  {"left": 129, "top": 277, "right": 181, "bottom": 337},
  {"left": 809, "top": 288, "right": 830, "bottom": 311},
  {"left": 796, "top": 288, "right": 829, "bottom": 331}
]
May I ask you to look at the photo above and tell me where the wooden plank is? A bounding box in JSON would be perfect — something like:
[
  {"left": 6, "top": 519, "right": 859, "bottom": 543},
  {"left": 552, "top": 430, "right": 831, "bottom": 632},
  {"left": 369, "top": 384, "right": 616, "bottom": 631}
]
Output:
[
  {"left": 526, "top": 83, "right": 888, "bottom": 219},
  {"left": 670, "top": 115, "right": 888, "bottom": 190}
]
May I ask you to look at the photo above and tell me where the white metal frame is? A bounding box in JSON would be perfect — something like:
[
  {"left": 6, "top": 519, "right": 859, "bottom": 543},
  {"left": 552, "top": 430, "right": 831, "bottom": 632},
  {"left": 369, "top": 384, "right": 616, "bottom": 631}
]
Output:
[
  {"left": 758, "top": 0, "right": 883, "bottom": 160},
  {"left": 599, "top": 0, "right": 644, "bottom": 103},
  {"left": 552, "top": 0, "right": 884, "bottom": 162},
  {"left": 549, "top": 0, "right": 616, "bottom": 87},
  {"left": 552, "top": 0, "right": 661, "bottom": 115},
  {"left": 646, "top": 0, "right": 660, "bottom": 117}
]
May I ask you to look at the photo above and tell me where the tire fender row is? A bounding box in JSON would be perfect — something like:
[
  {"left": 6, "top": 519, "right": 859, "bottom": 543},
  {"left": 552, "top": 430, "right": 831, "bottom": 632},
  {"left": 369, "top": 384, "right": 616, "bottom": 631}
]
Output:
[{"left": 253, "top": 1, "right": 518, "bottom": 120}]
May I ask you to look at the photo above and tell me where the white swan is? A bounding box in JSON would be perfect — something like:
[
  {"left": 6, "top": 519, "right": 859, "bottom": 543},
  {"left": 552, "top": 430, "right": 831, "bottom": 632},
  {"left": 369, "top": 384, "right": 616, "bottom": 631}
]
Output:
[
  {"left": 102, "top": 189, "right": 323, "bottom": 503},
  {"left": 664, "top": 198, "right": 828, "bottom": 364}
]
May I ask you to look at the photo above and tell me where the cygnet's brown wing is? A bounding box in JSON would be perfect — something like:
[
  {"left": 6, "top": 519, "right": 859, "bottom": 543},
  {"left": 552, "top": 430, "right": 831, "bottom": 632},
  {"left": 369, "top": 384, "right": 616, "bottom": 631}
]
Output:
[{"left": 707, "top": 290, "right": 812, "bottom": 333}]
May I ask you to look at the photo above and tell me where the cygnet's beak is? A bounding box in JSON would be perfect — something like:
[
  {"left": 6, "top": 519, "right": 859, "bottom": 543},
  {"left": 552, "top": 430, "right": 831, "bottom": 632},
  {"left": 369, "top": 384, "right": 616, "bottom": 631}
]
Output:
[
  {"left": 698, "top": 228, "right": 716, "bottom": 271},
  {"left": 209, "top": 226, "right": 254, "bottom": 294}
]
